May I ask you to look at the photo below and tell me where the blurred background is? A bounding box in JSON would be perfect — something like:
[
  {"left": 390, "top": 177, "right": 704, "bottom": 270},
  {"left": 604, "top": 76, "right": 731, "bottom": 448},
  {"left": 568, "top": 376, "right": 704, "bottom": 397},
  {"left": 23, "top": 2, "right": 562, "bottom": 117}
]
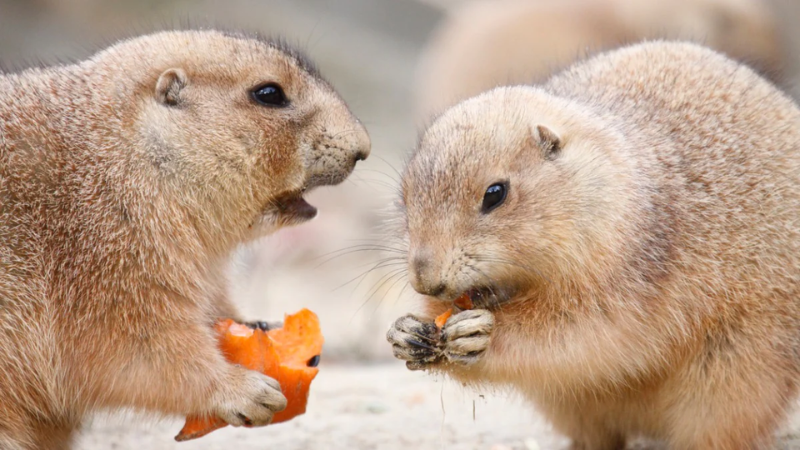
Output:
[{"left": 3, "top": 0, "right": 800, "bottom": 448}]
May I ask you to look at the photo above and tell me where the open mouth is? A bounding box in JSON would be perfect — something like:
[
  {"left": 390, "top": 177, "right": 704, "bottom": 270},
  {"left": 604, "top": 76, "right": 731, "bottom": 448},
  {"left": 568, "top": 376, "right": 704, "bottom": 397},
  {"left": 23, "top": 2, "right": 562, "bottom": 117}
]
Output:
[
  {"left": 458, "top": 286, "right": 513, "bottom": 310},
  {"left": 253, "top": 189, "right": 318, "bottom": 230},
  {"left": 272, "top": 189, "right": 317, "bottom": 221}
]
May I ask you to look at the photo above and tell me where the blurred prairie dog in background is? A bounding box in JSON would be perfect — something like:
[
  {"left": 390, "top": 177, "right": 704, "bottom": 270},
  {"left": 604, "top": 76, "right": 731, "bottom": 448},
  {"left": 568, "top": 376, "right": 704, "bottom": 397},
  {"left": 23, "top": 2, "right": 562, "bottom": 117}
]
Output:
[{"left": 416, "top": 0, "right": 786, "bottom": 118}]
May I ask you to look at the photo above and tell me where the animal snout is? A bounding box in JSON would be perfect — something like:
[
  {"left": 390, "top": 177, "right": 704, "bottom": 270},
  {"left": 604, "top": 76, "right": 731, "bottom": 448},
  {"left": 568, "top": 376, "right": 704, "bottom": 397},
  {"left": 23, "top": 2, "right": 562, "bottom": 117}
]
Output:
[
  {"left": 354, "top": 149, "right": 368, "bottom": 162},
  {"left": 409, "top": 251, "right": 446, "bottom": 298},
  {"left": 350, "top": 122, "right": 371, "bottom": 164},
  {"left": 305, "top": 121, "right": 371, "bottom": 188}
]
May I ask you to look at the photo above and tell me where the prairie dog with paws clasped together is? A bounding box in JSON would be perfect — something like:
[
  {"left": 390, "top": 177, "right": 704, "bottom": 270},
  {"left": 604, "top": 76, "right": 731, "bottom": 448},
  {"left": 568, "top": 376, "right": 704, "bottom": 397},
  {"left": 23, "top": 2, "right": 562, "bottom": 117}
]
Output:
[
  {"left": 388, "top": 42, "right": 800, "bottom": 449},
  {"left": 0, "top": 30, "right": 369, "bottom": 449}
]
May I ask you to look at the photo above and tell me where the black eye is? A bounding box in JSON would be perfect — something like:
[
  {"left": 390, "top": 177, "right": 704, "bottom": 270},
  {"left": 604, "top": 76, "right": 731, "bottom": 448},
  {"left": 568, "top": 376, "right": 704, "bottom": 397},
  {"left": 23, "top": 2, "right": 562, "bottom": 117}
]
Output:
[
  {"left": 307, "top": 355, "right": 321, "bottom": 367},
  {"left": 252, "top": 83, "right": 288, "bottom": 107},
  {"left": 481, "top": 182, "right": 508, "bottom": 213}
]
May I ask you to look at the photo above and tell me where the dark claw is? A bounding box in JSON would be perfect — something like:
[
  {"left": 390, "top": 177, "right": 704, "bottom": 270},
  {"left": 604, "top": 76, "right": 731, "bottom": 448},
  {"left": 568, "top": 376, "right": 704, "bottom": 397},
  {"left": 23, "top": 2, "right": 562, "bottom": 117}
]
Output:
[
  {"left": 413, "top": 322, "right": 441, "bottom": 341},
  {"left": 260, "top": 402, "right": 280, "bottom": 412},
  {"left": 406, "top": 338, "right": 435, "bottom": 350},
  {"left": 392, "top": 344, "right": 436, "bottom": 360},
  {"left": 236, "top": 413, "right": 252, "bottom": 426}
]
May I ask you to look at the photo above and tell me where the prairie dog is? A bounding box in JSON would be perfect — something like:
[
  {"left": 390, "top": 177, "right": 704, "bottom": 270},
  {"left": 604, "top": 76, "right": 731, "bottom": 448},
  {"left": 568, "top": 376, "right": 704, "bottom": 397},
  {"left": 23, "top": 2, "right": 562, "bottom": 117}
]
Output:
[
  {"left": 416, "top": 0, "right": 786, "bottom": 118},
  {"left": 0, "top": 30, "right": 369, "bottom": 449},
  {"left": 389, "top": 41, "right": 800, "bottom": 449}
]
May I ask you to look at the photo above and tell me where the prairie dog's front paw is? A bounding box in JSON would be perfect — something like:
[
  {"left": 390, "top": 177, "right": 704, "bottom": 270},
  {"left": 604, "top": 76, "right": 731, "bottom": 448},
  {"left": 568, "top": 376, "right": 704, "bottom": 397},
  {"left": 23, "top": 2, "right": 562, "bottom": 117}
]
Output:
[
  {"left": 212, "top": 367, "right": 287, "bottom": 427},
  {"left": 441, "top": 309, "right": 494, "bottom": 366},
  {"left": 386, "top": 314, "right": 440, "bottom": 371}
]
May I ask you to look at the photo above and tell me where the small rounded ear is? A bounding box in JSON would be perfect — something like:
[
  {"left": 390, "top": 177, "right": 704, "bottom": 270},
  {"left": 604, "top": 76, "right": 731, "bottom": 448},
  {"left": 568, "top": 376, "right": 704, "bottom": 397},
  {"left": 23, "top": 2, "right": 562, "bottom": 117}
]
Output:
[
  {"left": 155, "top": 68, "right": 187, "bottom": 106},
  {"left": 534, "top": 124, "right": 562, "bottom": 160}
]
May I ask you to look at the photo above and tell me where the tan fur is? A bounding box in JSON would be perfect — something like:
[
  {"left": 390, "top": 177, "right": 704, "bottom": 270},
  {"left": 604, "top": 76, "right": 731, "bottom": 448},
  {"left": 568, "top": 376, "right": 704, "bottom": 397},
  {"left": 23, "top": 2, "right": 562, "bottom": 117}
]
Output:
[
  {"left": 416, "top": 0, "right": 786, "bottom": 118},
  {"left": 0, "top": 30, "right": 369, "bottom": 449},
  {"left": 393, "top": 42, "right": 800, "bottom": 449}
]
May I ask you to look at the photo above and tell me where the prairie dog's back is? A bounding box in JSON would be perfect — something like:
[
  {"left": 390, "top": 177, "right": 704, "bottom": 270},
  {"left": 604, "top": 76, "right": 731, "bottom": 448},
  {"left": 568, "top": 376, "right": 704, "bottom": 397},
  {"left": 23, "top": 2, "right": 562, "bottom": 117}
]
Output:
[{"left": 546, "top": 42, "right": 800, "bottom": 279}]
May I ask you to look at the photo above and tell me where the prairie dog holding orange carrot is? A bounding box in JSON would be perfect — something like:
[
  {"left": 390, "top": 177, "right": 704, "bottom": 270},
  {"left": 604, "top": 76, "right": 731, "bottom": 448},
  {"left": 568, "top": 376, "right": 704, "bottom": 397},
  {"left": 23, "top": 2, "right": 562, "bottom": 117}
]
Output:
[
  {"left": 0, "top": 30, "right": 369, "bottom": 449},
  {"left": 388, "top": 41, "right": 800, "bottom": 449}
]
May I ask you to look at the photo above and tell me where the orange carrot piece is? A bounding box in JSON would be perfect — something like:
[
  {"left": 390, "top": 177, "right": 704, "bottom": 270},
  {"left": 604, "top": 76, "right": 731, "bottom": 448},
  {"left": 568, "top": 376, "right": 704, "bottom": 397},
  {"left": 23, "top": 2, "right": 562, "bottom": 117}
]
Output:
[
  {"left": 175, "top": 309, "right": 324, "bottom": 441},
  {"left": 435, "top": 309, "right": 453, "bottom": 329}
]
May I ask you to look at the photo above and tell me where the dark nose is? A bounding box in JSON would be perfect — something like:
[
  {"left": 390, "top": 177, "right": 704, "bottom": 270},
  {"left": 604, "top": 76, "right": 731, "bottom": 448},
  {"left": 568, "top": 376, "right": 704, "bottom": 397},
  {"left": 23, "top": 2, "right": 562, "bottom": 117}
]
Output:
[
  {"left": 351, "top": 121, "right": 371, "bottom": 163},
  {"left": 353, "top": 149, "right": 368, "bottom": 162},
  {"left": 409, "top": 254, "right": 446, "bottom": 297}
]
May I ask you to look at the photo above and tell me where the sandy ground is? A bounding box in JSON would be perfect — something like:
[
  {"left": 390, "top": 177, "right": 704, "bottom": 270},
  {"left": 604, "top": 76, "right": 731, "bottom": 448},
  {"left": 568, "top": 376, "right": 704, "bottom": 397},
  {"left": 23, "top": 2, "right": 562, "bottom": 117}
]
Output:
[
  {"left": 75, "top": 363, "right": 565, "bottom": 450},
  {"left": 74, "top": 362, "right": 800, "bottom": 450}
]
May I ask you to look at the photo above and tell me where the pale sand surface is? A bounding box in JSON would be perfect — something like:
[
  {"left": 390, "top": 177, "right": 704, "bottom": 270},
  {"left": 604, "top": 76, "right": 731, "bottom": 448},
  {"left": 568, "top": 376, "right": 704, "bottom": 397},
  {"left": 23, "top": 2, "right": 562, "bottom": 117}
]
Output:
[
  {"left": 75, "top": 363, "right": 566, "bottom": 450},
  {"left": 74, "top": 362, "right": 800, "bottom": 450}
]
